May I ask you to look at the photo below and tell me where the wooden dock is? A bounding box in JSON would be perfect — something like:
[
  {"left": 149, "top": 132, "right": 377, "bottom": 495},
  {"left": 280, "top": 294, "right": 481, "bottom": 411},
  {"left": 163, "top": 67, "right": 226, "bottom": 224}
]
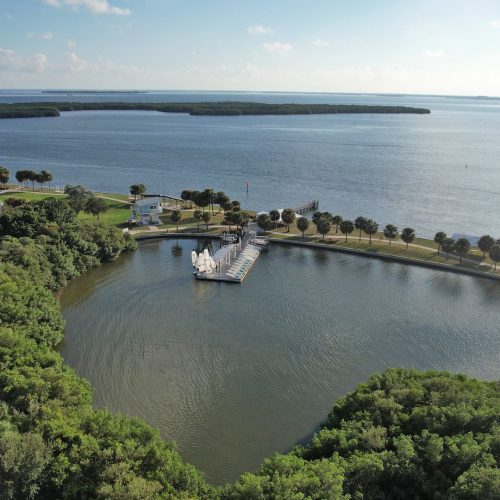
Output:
[
  {"left": 294, "top": 200, "right": 319, "bottom": 214},
  {"left": 194, "top": 231, "right": 265, "bottom": 283}
]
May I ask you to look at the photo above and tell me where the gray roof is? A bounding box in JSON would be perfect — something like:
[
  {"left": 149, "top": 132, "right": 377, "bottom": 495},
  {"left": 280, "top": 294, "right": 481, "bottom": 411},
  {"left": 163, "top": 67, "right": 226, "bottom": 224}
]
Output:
[{"left": 134, "top": 197, "right": 161, "bottom": 207}]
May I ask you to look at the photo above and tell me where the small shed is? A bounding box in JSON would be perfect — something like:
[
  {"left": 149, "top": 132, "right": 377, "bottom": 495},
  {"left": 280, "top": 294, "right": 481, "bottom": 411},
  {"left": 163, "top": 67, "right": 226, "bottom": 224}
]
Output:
[{"left": 130, "top": 197, "right": 162, "bottom": 226}]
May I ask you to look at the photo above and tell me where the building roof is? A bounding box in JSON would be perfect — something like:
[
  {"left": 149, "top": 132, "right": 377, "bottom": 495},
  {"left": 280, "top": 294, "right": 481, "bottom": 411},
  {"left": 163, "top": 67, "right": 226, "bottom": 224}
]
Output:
[{"left": 133, "top": 197, "right": 161, "bottom": 207}]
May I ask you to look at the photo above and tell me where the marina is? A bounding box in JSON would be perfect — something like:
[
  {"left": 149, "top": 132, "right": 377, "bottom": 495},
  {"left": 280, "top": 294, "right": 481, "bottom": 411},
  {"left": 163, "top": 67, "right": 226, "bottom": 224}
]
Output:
[{"left": 192, "top": 231, "right": 269, "bottom": 283}]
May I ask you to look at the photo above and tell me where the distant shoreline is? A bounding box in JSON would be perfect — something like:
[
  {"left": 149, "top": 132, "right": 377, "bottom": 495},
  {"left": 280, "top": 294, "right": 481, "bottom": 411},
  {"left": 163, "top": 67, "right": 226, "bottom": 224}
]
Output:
[
  {"left": 40, "top": 90, "right": 148, "bottom": 95},
  {"left": 0, "top": 101, "right": 431, "bottom": 119}
]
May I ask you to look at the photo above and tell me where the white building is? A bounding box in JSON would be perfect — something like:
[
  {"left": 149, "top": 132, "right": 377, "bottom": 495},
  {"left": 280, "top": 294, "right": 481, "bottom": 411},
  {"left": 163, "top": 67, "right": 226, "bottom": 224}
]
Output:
[{"left": 130, "top": 197, "right": 162, "bottom": 225}]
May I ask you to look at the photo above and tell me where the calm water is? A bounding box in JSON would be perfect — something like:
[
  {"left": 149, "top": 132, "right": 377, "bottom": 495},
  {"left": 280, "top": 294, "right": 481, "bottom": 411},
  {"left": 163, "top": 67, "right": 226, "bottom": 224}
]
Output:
[
  {"left": 1, "top": 91, "right": 500, "bottom": 237},
  {"left": 60, "top": 239, "right": 500, "bottom": 483}
]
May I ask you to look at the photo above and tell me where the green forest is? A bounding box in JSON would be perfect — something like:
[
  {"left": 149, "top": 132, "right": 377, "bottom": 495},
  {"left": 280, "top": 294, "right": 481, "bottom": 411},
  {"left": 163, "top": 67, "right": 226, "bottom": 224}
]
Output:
[
  {"left": 0, "top": 198, "right": 498, "bottom": 499},
  {"left": 0, "top": 101, "right": 431, "bottom": 119}
]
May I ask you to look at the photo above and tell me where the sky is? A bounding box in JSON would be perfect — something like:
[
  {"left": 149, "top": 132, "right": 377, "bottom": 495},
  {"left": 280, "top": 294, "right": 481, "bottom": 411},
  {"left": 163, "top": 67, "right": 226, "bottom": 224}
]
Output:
[{"left": 1, "top": 0, "right": 500, "bottom": 95}]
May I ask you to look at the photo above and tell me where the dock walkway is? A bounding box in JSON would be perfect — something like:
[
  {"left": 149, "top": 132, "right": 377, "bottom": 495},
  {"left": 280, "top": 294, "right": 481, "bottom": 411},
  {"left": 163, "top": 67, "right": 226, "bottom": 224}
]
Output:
[
  {"left": 294, "top": 200, "right": 319, "bottom": 214},
  {"left": 195, "top": 231, "right": 265, "bottom": 283}
]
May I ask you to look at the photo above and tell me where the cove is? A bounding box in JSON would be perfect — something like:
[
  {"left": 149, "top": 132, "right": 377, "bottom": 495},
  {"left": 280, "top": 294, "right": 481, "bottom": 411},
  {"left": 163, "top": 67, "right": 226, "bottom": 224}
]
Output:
[{"left": 60, "top": 238, "right": 500, "bottom": 484}]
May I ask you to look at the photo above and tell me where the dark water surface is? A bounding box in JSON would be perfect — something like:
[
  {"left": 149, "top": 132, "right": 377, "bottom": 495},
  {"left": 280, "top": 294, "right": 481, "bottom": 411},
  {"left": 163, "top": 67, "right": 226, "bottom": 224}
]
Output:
[
  {"left": 60, "top": 239, "right": 500, "bottom": 483},
  {"left": 1, "top": 91, "right": 500, "bottom": 237}
]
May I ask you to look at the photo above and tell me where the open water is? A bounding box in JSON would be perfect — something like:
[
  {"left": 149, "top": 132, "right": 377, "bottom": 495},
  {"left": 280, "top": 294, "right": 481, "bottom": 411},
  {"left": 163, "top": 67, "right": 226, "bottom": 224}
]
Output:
[
  {"left": 1, "top": 90, "right": 499, "bottom": 237},
  {"left": 60, "top": 239, "right": 500, "bottom": 483}
]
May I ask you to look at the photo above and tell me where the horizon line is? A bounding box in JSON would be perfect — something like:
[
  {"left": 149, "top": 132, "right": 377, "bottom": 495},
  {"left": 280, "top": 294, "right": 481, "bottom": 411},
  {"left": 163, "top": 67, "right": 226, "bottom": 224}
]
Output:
[{"left": 0, "top": 88, "right": 499, "bottom": 100}]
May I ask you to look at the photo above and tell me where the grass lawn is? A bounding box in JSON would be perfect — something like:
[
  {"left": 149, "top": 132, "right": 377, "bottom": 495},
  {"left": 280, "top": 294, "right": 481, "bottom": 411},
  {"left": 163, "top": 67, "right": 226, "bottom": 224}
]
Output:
[
  {"left": 271, "top": 232, "right": 499, "bottom": 274},
  {"left": 78, "top": 199, "right": 131, "bottom": 227},
  {"left": 95, "top": 192, "right": 131, "bottom": 202},
  {"left": 0, "top": 191, "right": 65, "bottom": 202}
]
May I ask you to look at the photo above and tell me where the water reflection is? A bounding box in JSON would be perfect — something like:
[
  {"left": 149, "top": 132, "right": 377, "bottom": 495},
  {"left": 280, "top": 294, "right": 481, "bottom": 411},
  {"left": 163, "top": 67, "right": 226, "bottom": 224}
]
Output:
[{"left": 60, "top": 239, "right": 500, "bottom": 484}]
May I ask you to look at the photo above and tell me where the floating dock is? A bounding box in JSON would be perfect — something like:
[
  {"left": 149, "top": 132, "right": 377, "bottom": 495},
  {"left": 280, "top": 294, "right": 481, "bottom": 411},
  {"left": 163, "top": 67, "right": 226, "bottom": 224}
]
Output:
[{"left": 194, "top": 231, "right": 268, "bottom": 283}]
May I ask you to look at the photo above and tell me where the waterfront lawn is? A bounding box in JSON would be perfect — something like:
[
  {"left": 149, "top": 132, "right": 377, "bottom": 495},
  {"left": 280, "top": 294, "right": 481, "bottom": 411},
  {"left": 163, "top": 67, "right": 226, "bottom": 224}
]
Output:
[
  {"left": 0, "top": 191, "right": 64, "bottom": 202},
  {"left": 78, "top": 199, "right": 131, "bottom": 227},
  {"left": 271, "top": 232, "right": 498, "bottom": 273}
]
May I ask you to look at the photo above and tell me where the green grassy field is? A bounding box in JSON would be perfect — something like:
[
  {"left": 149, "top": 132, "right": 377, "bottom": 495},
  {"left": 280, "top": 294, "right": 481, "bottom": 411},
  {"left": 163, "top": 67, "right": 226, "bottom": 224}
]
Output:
[
  {"left": 0, "top": 191, "right": 63, "bottom": 202},
  {"left": 0, "top": 191, "right": 131, "bottom": 227},
  {"left": 78, "top": 199, "right": 131, "bottom": 226}
]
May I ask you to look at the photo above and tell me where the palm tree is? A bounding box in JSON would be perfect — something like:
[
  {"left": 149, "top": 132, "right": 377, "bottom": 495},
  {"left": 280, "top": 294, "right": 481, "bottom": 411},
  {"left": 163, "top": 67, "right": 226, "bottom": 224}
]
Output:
[
  {"left": 0, "top": 166, "right": 9, "bottom": 187},
  {"left": 312, "top": 211, "right": 323, "bottom": 226},
  {"left": 202, "top": 211, "right": 211, "bottom": 230},
  {"left": 317, "top": 219, "right": 331, "bottom": 240},
  {"left": 434, "top": 232, "right": 447, "bottom": 254},
  {"left": 355, "top": 216, "right": 367, "bottom": 241},
  {"left": 193, "top": 191, "right": 209, "bottom": 212},
  {"left": 332, "top": 215, "right": 342, "bottom": 233},
  {"left": 269, "top": 209, "right": 280, "bottom": 229},
  {"left": 223, "top": 211, "right": 233, "bottom": 231},
  {"left": 40, "top": 170, "right": 52, "bottom": 189},
  {"left": 15, "top": 170, "right": 25, "bottom": 188},
  {"left": 181, "top": 189, "right": 193, "bottom": 208},
  {"left": 441, "top": 238, "right": 455, "bottom": 259},
  {"left": 363, "top": 219, "right": 379, "bottom": 244},
  {"left": 222, "top": 201, "right": 233, "bottom": 214},
  {"left": 281, "top": 208, "right": 296, "bottom": 232},
  {"left": 170, "top": 210, "right": 182, "bottom": 232},
  {"left": 193, "top": 210, "right": 203, "bottom": 232},
  {"left": 454, "top": 238, "right": 470, "bottom": 264},
  {"left": 296, "top": 216, "right": 310, "bottom": 237},
  {"left": 489, "top": 244, "right": 500, "bottom": 271},
  {"left": 383, "top": 224, "right": 398, "bottom": 245},
  {"left": 130, "top": 184, "right": 146, "bottom": 200},
  {"left": 215, "top": 191, "right": 229, "bottom": 212},
  {"left": 477, "top": 235, "right": 495, "bottom": 257},
  {"left": 256, "top": 213, "right": 271, "bottom": 234},
  {"left": 339, "top": 220, "right": 355, "bottom": 242},
  {"left": 401, "top": 227, "right": 415, "bottom": 250}
]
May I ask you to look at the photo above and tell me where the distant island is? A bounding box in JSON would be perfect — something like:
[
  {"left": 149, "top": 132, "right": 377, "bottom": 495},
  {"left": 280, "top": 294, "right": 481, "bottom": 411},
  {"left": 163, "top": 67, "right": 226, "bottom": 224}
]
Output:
[
  {"left": 40, "top": 90, "right": 148, "bottom": 94},
  {"left": 0, "top": 101, "right": 431, "bottom": 119}
]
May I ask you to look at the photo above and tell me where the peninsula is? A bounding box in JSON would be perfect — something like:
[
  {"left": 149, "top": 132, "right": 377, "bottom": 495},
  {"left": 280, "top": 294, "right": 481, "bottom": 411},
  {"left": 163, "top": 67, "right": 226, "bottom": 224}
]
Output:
[{"left": 0, "top": 101, "right": 431, "bottom": 119}]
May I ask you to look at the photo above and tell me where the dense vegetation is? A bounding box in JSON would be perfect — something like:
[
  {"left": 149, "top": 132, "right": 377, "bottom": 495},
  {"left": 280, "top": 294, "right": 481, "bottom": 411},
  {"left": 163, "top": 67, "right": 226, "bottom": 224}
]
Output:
[
  {"left": 0, "top": 198, "right": 210, "bottom": 498},
  {"left": 0, "top": 101, "right": 431, "bottom": 119},
  {"left": 224, "top": 369, "right": 500, "bottom": 499},
  {"left": 0, "top": 198, "right": 498, "bottom": 498}
]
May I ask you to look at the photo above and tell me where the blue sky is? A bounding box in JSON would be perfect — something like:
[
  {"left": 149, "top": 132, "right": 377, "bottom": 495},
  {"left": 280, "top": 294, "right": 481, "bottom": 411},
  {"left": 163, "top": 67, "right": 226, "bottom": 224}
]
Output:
[{"left": 1, "top": 0, "right": 500, "bottom": 94}]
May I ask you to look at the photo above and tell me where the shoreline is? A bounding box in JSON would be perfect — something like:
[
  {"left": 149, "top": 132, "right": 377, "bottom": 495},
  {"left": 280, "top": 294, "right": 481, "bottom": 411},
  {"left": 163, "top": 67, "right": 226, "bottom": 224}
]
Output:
[
  {"left": 2, "top": 188, "right": 498, "bottom": 281},
  {"left": 0, "top": 101, "right": 431, "bottom": 119},
  {"left": 134, "top": 232, "right": 500, "bottom": 282}
]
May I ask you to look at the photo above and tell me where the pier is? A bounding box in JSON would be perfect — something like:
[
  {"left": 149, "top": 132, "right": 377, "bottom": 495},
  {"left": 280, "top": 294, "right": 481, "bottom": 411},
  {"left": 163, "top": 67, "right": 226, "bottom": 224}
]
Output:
[
  {"left": 294, "top": 200, "right": 319, "bottom": 214},
  {"left": 194, "top": 231, "right": 268, "bottom": 283}
]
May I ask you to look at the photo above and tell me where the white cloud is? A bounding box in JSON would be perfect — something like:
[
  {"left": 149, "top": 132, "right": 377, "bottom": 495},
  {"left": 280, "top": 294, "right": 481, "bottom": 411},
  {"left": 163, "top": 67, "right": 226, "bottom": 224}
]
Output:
[
  {"left": 27, "top": 32, "right": 53, "bottom": 40},
  {"left": 66, "top": 39, "right": 77, "bottom": 48},
  {"left": 488, "top": 19, "right": 500, "bottom": 28},
  {"left": 421, "top": 49, "right": 445, "bottom": 59},
  {"left": 243, "top": 62, "right": 260, "bottom": 78},
  {"left": 312, "top": 38, "right": 330, "bottom": 47},
  {"left": 65, "top": 51, "right": 138, "bottom": 75},
  {"left": 42, "top": 0, "right": 131, "bottom": 16},
  {"left": 0, "top": 48, "right": 47, "bottom": 73},
  {"left": 247, "top": 25, "right": 273, "bottom": 35},
  {"left": 263, "top": 42, "right": 293, "bottom": 55}
]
